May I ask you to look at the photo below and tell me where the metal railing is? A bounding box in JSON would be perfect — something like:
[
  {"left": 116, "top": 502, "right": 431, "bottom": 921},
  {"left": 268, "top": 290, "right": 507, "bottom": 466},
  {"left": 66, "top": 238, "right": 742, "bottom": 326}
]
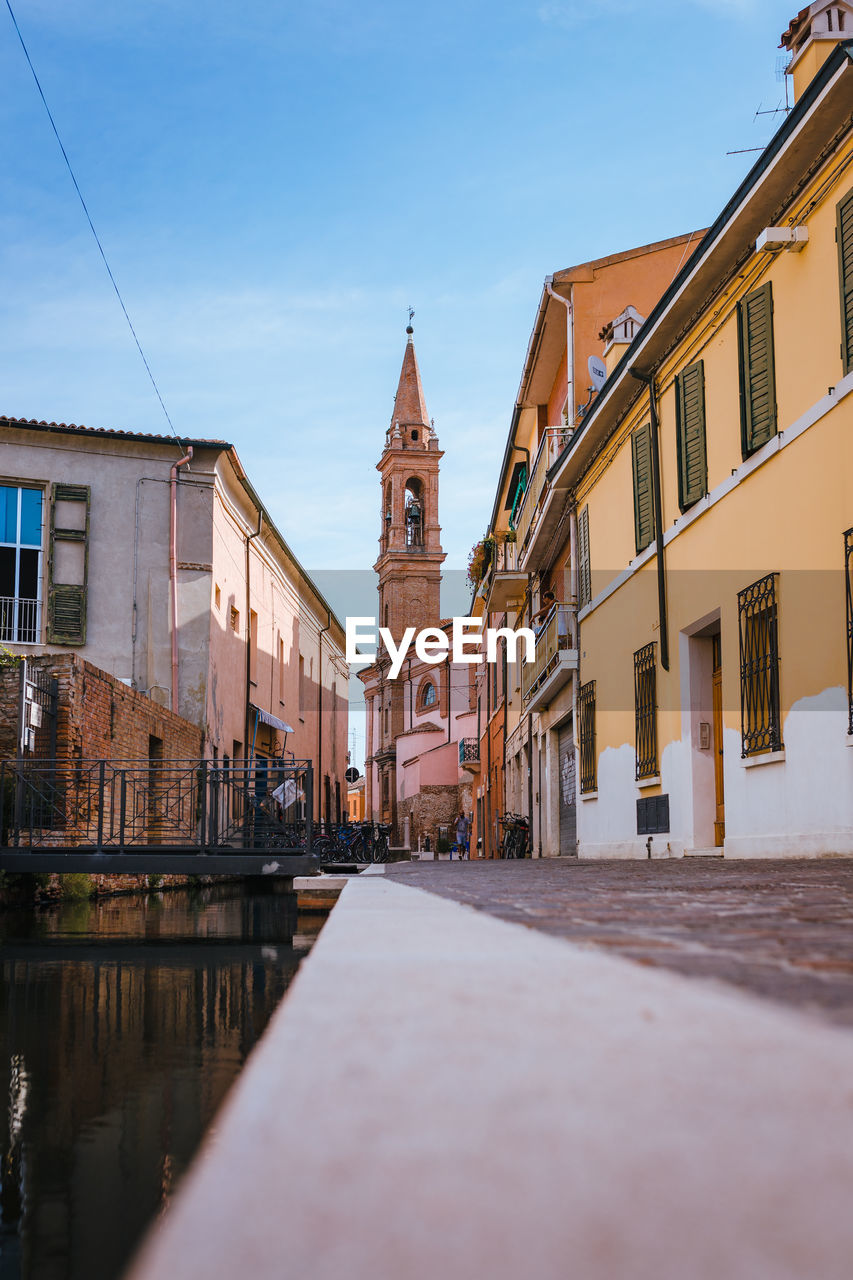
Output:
[
  {"left": 0, "top": 597, "right": 41, "bottom": 645},
  {"left": 840, "top": 527, "right": 845, "bottom": 732},
  {"left": 578, "top": 679, "right": 597, "bottom": 794},
  {"left": 513, "top": 427, "right": 573, "bottom": 553},
  {"left": 521, "top": 604, "right": 576, "bottom": 705},
  {"left": 0, "top": 758, "right": 315, "bottom": 854},
  {"left": 738, "top": 572, "right": 782, "bottom": 757},
  {"left": 634, "top": 643, "right": 658, "bottom": 780},
  {"left": 459, "top": 737, "right": 480, "bottom": 766}
]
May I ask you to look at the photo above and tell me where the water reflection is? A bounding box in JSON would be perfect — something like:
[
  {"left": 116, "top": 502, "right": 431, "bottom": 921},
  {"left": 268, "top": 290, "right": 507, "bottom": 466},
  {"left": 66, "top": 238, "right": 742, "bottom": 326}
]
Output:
[{"left": 0, "top": 884, "right": 323, "bottom": 1280}]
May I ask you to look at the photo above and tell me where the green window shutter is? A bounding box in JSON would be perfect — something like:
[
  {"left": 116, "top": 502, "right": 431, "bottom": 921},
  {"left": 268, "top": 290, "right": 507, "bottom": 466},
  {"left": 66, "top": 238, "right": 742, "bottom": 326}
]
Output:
[
  {"left": 577, "top": 504, "right": 591, "bottom": 609},
  {"left": 675, "top": 360, "right": 707, "bottom": 511},
  {"left": 47, "top": 483, "right": 90, "bottom": 645},
  {"left": 837, "top": 190, "right": 853, "bottom": 374},
  {"left": 631, "top": 423, "right": 654, "bottom": 553},
  {"left": 738, "top": 282, "right": 776, "bottom": 457}
]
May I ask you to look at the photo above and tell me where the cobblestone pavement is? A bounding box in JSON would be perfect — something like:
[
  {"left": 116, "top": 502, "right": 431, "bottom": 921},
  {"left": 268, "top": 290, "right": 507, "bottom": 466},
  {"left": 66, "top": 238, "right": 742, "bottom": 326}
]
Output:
[{"left": 384, "top": 858, "right": 853, "bottom": 1028}]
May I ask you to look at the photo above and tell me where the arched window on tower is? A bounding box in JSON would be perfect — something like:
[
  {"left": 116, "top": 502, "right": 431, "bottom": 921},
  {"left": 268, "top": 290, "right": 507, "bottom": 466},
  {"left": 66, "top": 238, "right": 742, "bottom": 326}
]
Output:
[
  {"left": 383, "top": 483, "right": 392, "bottom": 549},
  {"left": 405, "top": 477, "right": 424, "bottom": 549}
]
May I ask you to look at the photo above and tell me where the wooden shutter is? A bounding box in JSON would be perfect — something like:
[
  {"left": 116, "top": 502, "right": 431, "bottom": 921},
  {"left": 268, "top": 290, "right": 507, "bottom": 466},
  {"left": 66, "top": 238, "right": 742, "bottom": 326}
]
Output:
[
  {"left": 577, "top": 504, "right": 591, "bottom": 609},
  {"left": 631, "top": 423, "right": 654, "bottom": 553},
  {"left": 837, "top": 190, "right": 853, "bottom": 374},
  {"left": 738, "top": 283, "right": 776, "bottom": 456},
  {"left": 47, "top": 483, "right": 90, "bottom": 645},
  {"left": 676, "top": 360, "right": 707, "bottom": 511}
]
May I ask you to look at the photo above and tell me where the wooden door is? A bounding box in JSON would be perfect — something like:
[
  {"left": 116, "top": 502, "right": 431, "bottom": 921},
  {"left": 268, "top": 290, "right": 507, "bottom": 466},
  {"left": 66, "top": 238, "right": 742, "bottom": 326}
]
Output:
[{"left": 712, "top": 634, "right": 725, "bottom": 846}]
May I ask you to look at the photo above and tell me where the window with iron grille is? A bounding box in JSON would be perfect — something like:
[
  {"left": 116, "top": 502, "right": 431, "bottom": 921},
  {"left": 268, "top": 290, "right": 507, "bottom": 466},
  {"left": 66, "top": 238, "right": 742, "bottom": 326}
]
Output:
[
  {"left": 738, "top": 572, "right": 782, "bottom": 757},
  {"left": 578, "top": 680, "right": 597, "bottom": 793},
  {"left": 840, "top": 527, "right": 845, "bottom": 732},
  {"left": 634, "top": 643, "right": 657, "bottom": 780}
]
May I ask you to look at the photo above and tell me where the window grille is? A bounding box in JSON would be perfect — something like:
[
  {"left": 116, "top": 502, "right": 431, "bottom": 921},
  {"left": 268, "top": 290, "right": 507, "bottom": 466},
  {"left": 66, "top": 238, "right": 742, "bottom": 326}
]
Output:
[
  {"left": 578, "top": 680, "right": 597, "bottom": 793},
  {"left": 738, "top": 572, "right": 782, "bottom": 757},
  {"left": 840, "top": 527, "right": 845, "bottom": 732},
  {"left": 634, "top": 643, "right": 657, "bottom": 780}
]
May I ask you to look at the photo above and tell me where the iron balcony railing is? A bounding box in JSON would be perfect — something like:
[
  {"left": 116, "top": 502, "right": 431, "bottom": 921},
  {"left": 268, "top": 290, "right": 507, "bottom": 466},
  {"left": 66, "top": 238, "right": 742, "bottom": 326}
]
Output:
[
  {"left": 521, "top": 604, "right": 576, "bottom": 705},
  {"left": 840, "top": 527, "right": 845, "bottom": 732},
  {"left": 634, "top": 643, "right": 658, "bottom": 780},
  {"left": 0, "top": 597, "right": 41, "bottom": 645},
  {"left": 513, "top": 427, "right": 573, "bottom": 554},
  {"left": 459, "top": 737, "right": 480, "bottom": 767},
  {"left": 0, "top": 758, "right": 316, "bottom": 855},
  {"left": 738, "top": 572, "right": 782, "bottom": 757}
]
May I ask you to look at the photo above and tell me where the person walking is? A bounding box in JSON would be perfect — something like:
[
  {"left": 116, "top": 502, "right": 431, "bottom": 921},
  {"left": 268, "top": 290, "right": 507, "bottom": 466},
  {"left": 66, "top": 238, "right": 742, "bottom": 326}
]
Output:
[{"left": 455, "top": 812, "right": 470, "bottom": 860}]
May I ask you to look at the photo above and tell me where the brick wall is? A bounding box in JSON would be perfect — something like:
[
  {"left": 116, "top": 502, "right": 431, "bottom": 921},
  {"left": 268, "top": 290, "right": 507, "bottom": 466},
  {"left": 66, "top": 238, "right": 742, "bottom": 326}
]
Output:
[
  {"left": 398, "top": 782, "right": 467, "bottom": 851},
  {"left": 0, "top": 654, "right": 203, "bottom": 765}
]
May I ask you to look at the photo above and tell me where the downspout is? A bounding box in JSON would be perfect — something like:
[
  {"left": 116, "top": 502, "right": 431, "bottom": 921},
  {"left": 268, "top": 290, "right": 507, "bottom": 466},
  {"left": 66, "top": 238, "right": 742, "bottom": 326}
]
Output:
[
  {"left": 630, "top": 369, "right": 670, "bottom": 671},
  {"left": 244, "top": 509, "right": 263, "bottom": 753},
  {"left": 317, "top": 609, "right": 331, "bottom": 825},
  {"left": 524, "top": 573, "right": 534, "bottom": 858},
  {"left": 169, "top": 446, "right": 193, "bottom": 714},
  {"left": 486, "top": 662, "right": 492, "bottom": 857},
  {"left": 569, "top": 500, "right": 580, "bottom": 855},
  {"left": 545, "top": 279, "right": 575, "bottom": 425}
]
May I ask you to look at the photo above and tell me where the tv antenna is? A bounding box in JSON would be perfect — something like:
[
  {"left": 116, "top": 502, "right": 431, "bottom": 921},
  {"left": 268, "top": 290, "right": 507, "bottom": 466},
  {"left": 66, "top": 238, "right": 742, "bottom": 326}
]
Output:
[{"left": 726, "top": 53, "right": 792, "bottom": 155}]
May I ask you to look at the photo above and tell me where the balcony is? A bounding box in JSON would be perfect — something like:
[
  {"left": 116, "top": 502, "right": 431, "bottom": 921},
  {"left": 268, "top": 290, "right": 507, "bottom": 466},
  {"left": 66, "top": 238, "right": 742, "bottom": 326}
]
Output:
[
  {"left": 512, "top": 428, "right": 571, "bottom": 552},
  {"left": 482, "top": 537, "right": 527, "bottom": 614},
  {"left": 521, "top": 604, "right": 578, "bottom": 711},
  {"left": 0, "top": 597, "right": 42, "bottom": 645},
  {"left": 459, "top": 738, "right": 480, "bottom": 770}
]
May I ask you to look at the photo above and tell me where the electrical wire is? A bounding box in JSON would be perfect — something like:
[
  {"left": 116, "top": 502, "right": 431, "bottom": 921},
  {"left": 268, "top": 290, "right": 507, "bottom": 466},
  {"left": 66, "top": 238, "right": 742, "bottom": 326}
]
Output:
[{"left": 4, "top": 0, "right": 184, "bottom": 451}]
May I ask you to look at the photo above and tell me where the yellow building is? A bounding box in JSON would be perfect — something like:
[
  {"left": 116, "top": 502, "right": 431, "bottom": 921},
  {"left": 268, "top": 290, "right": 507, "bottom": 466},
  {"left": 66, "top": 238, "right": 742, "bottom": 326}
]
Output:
[
  {"left": 534, "top": 14, "right": 853, "bottom": 858},
  {"left": 474, "top": 233, "right": 703, "bottom": 856}
]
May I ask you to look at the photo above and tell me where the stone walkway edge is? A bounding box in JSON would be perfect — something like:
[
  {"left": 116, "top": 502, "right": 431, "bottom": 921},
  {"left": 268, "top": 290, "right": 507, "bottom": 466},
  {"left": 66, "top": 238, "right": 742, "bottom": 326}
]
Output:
[{"left": 128, "top": 874, "right": 853, "bottom": 1280}]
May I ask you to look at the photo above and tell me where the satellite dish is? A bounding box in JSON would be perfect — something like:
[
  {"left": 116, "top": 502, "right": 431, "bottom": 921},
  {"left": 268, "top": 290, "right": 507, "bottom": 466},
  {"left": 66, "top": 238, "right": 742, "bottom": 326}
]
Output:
[
  {"left": 345, "top": 766, "right": 360, "bottom": 785},
  {"left": 588, "top": 355, "right": 606, "bottom": 392}
]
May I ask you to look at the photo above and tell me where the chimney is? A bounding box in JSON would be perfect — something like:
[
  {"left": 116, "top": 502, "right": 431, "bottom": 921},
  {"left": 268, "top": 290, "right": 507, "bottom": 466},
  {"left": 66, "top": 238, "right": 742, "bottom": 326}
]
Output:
[
  {"left": 599, "top": 305, "right": 645, "bottom": 378},
  {"left": 781, "top": 2, "right": 852, "bottom": 102}
]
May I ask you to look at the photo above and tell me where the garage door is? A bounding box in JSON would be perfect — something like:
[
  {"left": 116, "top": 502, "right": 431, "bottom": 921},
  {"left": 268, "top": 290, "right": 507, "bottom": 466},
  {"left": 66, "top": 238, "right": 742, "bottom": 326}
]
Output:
[{"left": 558, "top": 718, "right": 577, "bottom": 856}]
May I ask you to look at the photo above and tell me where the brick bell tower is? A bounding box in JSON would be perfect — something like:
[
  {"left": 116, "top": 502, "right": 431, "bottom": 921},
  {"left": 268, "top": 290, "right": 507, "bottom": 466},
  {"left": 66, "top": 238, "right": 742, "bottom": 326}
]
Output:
[
  {"left": 375, "top": 318, "right": 445, "bottom": 636},
  {"left": 362, "top": 318, "right": 446, "bottom": 834}
]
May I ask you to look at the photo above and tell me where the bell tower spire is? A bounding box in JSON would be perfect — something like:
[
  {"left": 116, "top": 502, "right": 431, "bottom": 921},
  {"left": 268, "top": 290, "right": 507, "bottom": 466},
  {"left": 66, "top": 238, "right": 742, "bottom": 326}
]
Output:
[{"left": 375, "top": 320, "right": 445, "bottom": 638}]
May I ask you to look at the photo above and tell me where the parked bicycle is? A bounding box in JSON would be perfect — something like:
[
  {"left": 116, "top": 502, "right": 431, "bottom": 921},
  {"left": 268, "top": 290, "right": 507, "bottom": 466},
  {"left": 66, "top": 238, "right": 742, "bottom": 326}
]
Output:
[
  {"left": 315, "top": 821, "right": 391, "bottom": 865},
  {"left": 498, "top": 812, "right": 530, "bottom": 859}
]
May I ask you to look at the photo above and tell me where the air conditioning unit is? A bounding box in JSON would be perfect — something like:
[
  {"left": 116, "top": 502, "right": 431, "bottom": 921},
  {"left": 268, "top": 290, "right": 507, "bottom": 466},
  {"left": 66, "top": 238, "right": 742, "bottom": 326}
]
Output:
[{"left": 756, "top": 226, "right": 809, "bottom": 253}]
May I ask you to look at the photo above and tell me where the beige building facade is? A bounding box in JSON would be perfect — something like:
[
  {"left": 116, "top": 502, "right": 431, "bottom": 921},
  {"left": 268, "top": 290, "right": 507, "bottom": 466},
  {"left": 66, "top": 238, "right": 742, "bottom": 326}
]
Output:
[{"left": 0, "top": 417, "right": 348, "bottom": 822}]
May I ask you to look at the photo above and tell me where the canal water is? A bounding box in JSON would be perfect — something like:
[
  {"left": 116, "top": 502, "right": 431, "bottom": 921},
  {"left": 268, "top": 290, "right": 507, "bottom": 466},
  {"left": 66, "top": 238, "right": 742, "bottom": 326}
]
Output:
[{"left": 0, "top": 883, "right": 324, "bottom": 1280}]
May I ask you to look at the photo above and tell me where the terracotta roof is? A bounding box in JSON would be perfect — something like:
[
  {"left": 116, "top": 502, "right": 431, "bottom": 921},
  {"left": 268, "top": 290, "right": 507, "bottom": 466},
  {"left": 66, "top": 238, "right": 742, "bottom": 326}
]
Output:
[
  {"left": 389, "top": 335, "right": 430, "bottom": 428},
  {"left": 399, "top": 720, "right": 444, "bottom": 736},
  {"left": 780, "top": 5, "right": 812, "bottom": 49},
  {"left": 0, "top": 414, "right": 230, "bottom": 448}
]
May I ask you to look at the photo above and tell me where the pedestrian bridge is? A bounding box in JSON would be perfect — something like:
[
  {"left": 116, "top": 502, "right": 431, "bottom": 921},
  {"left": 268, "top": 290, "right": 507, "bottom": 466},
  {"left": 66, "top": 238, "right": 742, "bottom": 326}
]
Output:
[{"left": 0, "top": 757, "right": 320, "bottom": 877}]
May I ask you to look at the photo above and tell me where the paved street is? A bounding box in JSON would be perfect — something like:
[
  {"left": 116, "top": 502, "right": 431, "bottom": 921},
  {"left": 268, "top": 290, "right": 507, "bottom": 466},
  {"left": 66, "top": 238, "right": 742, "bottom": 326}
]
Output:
[{"left": 385, "top": 857, "right": 853, "bottom": 1028}]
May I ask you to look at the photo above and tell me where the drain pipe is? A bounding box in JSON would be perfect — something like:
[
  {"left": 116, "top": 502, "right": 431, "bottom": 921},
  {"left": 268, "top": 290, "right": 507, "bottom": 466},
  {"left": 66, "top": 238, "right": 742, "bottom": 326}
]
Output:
[
  {"left": 629, "top": 368, "right": 669, "bottom": 671},
  {"left": 317, "top": 609, "right": 331, "bottom": 826},
  {"left": 169, "top": 446, "right": 193, "bottom": 714},
  {"left": 244, "top": 510, "right": 263, "bottom": 754},
  {"left": 545, "top": 279, "right": 574, "bottom": 425}
]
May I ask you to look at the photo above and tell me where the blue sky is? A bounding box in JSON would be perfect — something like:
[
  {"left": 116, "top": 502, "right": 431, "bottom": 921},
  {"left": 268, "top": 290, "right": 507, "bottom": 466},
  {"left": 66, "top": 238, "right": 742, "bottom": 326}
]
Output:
[
  {"left": 1, "top": 0, "right": 798, "bottom": 565},
  {"left": 0, "top": 0, "right": 798, "bottom": 760}
]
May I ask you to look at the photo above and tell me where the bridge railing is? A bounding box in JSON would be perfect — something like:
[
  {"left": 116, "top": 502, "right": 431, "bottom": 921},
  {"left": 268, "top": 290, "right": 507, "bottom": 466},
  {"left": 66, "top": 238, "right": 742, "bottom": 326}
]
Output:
[{"left": 0, "top": 758, "right": 315, "bottom": 855}]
